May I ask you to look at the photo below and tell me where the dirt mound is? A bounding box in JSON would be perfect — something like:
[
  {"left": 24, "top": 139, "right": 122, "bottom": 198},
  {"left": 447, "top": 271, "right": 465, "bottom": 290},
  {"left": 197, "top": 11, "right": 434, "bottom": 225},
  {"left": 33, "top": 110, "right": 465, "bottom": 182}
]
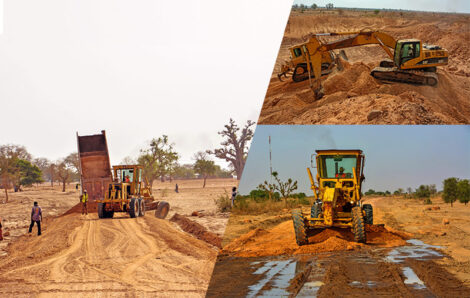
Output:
[
  {"left": 61, "top": 201, "right": 98, "bottom": 215},
  {"left": 259, "top": 11, "right": 470, "bottom": 124},
  {"left": 221, "top": 221, "right": 407, "bottom": 257},
  {"left": 170, "top": 213, "right": 222, "bottom": 248}
]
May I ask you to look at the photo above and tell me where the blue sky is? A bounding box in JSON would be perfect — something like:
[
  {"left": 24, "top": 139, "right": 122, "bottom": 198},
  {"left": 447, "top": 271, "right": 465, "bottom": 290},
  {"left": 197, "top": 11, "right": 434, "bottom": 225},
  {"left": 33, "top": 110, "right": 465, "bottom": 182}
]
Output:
[
  {"left": 293, "top": 0, "right": 470, "bottom": 13},
  {"left": 239, "top": 125, "right": 470, "bottom": 195}
]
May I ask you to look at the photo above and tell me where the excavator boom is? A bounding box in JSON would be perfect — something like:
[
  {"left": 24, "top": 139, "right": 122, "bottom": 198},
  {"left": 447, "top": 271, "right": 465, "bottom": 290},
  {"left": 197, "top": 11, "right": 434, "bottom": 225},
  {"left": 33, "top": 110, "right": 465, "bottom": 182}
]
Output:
[{"left": 279, "top": 30, "right": 448, "bottom": 99}]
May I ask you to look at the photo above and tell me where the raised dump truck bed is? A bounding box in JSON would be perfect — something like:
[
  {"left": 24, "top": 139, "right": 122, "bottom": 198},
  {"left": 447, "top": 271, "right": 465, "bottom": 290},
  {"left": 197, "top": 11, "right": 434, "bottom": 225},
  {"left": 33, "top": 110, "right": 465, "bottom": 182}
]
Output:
[{"left": 77, "top": 130, "right": 112, "bottom": 201}]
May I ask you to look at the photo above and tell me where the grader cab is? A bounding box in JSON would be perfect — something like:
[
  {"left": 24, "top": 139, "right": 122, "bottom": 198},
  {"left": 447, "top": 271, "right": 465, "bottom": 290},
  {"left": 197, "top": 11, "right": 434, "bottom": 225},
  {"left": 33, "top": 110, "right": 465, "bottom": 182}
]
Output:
[
  {"left": 96, "top": 165, "right": 170, "bottom": 219},
  {"left": 292, "top": 149, "right": 372, "bottom": 245}
]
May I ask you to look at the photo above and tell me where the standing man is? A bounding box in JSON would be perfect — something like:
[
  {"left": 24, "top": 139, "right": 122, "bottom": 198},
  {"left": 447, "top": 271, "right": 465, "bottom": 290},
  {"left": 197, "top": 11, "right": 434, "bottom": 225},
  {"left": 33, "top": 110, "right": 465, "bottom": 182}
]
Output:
[
  {"left": 231, "top": 187, "right": 237, "bottom": 208},
  {"left": 0, "top": 217, "right": 3, "bottom": 241},
  {"left": 28, "top": 202, "right": 42, "bottom": 236},
  {"left": 175, "top": 184, "right": 179, "bottom": 193},
  {"left": 81, "top": 190, "right": 89, "bottom": 215}
]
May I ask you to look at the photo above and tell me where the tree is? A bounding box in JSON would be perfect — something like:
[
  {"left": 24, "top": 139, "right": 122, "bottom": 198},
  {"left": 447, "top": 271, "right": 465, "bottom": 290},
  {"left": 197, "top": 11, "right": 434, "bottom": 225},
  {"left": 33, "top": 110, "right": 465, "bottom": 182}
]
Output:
[
  {"left": 138, "top": 135, "right": 179, "bottom": 187},
  {"left": 415, "top": 185, "right": 431, "bottom": 199},
  {"left": 457, "top": 179, "right": 470, "bottom": 205},
  {"left": 365, "top": 189, "right": 376, "bottom": 196},
  {"left": 0, "top": 145, "right": 31, "bottom": 202},
  {"left": 16, "top": 159, "right": 43, "bottom": 187},
  {"left": 64, "top": 152, "right": 80, "bottom": 183},
  {"left": 326, "top": 3, "right": 334, "bottom": 9},
  {"left": 207, "top": 119, "right": 255, "bottom": 180},
  {"left": 311, "top": 3, "right": 318, "bottom": 9},
  {"left": 258, "top": 180, "right": 277, "bottom": 201},
  {"left": 173, "top": 164, "right": 195, "bottom": 179},
  {"left": 193, "top": 152, "right": 216, "bottom": 188},
  {"left": 268, "top": 171, "right": 298, "bottom": 206},
  {"left": 429, "top": 184, "right": 437, "bottom": 196},
  {"left": 121, "top": 156, "right": 136, "bottom": 165},
  {"left": 56, "top": 159, "right": 74, "bottom": 192},
  {"left": 442, "top": 178, "right": 459, "bottom": 207},
  {"left": 33, "top": 157, "right": 51, "bottom": 185}
]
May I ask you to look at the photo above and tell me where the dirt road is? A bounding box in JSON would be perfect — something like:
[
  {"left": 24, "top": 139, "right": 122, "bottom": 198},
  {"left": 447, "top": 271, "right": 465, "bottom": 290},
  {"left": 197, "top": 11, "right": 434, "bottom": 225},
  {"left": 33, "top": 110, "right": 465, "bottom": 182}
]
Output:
[
  {"left": 0, "top": 178, "right": 237, "bottom": 297},
  {"left": 0, "top": 213, "right": 216, "bottom": 297},
  {"left": 258, "top": 10, "right": 470, "bottom": 124},
  {"left": 207, "top": 196, "right": 470, "bottom": 297}
]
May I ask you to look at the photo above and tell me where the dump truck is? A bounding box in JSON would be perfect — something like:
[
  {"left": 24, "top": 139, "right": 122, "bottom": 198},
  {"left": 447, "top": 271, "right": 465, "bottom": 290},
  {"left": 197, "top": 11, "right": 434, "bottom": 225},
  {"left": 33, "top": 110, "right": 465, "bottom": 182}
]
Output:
[
  {"left": 77, "top": 130, "right": 170, "bottom": 219},
  {"left": 278, "top": 31, "right": 449, "bottom": 99},
  {"left": 292, "top": 149, "right": 372, "bottom": 245}
]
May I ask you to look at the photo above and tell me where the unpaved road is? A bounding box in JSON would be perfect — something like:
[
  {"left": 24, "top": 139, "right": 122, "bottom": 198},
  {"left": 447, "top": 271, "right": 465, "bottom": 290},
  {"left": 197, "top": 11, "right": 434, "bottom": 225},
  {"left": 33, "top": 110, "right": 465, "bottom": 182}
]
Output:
[
  {"left": 0, "top": 213, "right": 216, "bottom": 297},
  {"left": 207, "top": 195, "right": 470, "bottom": 297},
  {"left": 259, "top": 10, "right": 470, "bottom": 124}
]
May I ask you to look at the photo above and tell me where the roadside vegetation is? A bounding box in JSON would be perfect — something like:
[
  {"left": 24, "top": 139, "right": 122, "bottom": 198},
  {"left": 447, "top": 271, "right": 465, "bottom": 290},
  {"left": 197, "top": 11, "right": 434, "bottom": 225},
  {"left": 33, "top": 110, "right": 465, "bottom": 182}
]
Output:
[{"left": 364, "top": 178, "right": 470, "bottom": 207}]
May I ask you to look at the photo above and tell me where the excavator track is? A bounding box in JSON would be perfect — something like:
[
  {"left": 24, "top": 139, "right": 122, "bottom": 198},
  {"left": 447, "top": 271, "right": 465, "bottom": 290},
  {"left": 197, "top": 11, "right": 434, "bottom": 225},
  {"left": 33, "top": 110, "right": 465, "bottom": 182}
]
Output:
[{"left": 371, "top": 67, "right": 438, "bottom": 86}]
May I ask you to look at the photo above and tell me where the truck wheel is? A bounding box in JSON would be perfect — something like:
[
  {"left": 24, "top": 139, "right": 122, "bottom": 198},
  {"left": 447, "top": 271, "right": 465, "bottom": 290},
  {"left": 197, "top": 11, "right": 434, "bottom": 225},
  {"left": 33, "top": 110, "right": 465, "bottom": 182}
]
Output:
[
  {"left": 310, "top": 203, "right": 321, "bottom": 218},
  {"left": 139, "top": 198, "right": 146, "bottom": 217},
  {"left": 155, "top": 201, "right": 170, "bottom": 219},
  {"left": 363, "top": 204, "right": 373, "bottom": 225},
  {"left": 98, "top": 203, "right": 105, "bottom": 219},
  {"left": 292, "top": 209, "right": 308, "bottom": 246},
  {"left": 129, "top": 198, "right": 138, "bottom": 218},
  {"left": 352, "top": 206, "right": 366, "bottom": 243}
]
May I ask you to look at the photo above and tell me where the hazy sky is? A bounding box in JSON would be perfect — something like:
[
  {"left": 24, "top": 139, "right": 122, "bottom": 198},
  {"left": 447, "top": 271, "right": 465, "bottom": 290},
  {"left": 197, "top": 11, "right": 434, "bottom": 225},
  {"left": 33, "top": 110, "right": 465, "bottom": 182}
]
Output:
[
  {"left": 0, "top": 0, "right": 291, "bottom": 167},
  {"left": 239, "top": 125, "right": 470, "bottom": 195},
  {"left": 293, "top": 0, "right": 470, "bottom": 13}
]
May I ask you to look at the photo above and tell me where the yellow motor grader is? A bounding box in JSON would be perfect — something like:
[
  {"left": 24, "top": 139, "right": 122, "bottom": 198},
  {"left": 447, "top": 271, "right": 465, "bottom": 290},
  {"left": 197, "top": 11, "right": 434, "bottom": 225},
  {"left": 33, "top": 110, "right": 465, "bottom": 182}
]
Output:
[
  {"left": 278, "top": 31, "right": 449, "bottom": 99},
  {"left": 96, "top": 165, "right": 170, "bottom": 219},
  {"left": 292, "top": 149, "right": 372, "bottom": 245}
]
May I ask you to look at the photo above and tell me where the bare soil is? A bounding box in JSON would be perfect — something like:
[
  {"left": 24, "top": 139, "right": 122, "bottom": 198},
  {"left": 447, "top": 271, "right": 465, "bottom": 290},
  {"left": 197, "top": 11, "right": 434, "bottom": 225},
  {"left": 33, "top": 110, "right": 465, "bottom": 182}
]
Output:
[
  {"left": 258, "top": 10, "right": 470, "bottom": 124},
  {"left": 0, "top": 178, "right": 237, "bottom": 297}
]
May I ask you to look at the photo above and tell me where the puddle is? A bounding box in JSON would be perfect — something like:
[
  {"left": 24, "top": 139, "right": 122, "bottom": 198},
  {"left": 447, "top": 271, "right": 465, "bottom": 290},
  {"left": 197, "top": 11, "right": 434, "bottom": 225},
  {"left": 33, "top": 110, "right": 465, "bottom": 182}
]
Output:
[
  {"left": 247, "top": 259, "right": 303, "bottom": 297},
  {"left": 296, "top": 281, "right": 324, "bottom": 297},
  {"left": 349, "top": 280, "right": 377, "bottom": 288},
  {"left": 402, "top": 266, "right": 426, "bottom": 289},
  {"left": 386, "top": 239, "right": 443, "bottom": 263}
]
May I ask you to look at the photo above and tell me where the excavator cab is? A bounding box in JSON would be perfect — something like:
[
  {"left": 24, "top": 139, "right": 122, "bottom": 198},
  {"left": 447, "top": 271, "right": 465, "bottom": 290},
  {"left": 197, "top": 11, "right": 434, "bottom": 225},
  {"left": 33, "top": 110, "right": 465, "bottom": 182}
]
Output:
[{"left": 395, "top": 39, "right": 421, "bottom": 66}]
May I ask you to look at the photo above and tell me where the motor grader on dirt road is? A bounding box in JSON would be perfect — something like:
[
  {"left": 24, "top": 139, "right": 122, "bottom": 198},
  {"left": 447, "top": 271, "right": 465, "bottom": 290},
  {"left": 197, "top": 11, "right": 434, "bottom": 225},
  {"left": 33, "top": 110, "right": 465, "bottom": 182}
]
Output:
[
  {"left": 292, "top": 149, "right": 372, "bottom": 245},
  {"left": 278, "top": 31, "right": 449, "bottom": 99},
  {"left": 77, "top": 130, "right": 170, "bottom": 219}
]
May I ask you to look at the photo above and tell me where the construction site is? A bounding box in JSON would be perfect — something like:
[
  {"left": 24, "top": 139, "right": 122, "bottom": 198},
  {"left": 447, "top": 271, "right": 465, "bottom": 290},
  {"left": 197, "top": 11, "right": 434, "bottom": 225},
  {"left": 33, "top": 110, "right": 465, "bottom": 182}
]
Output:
[
  {"left": 0, "top": 131, "right": 236, "bottom": 296},
  {"left": 258, "top": 9, "right": 470, "bottom": 124},
  {"left": 206, "top": 128, "right": 470, "bottom": 297}
]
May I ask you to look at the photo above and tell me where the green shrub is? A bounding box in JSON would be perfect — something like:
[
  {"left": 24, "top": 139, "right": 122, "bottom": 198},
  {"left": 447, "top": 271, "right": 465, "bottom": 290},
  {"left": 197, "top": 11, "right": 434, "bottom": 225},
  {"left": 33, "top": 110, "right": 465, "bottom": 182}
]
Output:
[{"left": 215, "top": 193, "right": 232, "bottom": 212}]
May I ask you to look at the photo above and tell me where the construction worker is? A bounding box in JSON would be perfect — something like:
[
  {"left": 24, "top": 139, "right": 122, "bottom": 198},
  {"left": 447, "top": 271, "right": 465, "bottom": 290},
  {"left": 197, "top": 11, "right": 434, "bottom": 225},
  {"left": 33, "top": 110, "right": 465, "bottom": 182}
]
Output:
[
  {"left": 28, "top": 202, "right": 42, "bottom": 236},
  {"left": 81, "top": 190, "right": 89, "bottom": 215},
  {"left": 0, "top": 217, "right": 3, "bottom": 241},
  {"left": 175, "top": 183, "right": 179, "bottom": 193},
  {"left": 231, "top": 187, "right": 237, "bottom": 208},
  {"left": 125, "top": 175, "right": 130, "bottom": 183}
]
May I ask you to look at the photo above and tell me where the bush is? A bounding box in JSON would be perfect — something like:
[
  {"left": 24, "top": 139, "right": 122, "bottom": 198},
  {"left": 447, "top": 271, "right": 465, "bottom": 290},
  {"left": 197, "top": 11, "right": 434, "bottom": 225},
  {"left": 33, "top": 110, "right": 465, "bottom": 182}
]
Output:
[
  {"left": 215, "top": 193, "right": 231, "bottom": 212},
  {"left": 424, "top": 198, "right": 432, "bottom": 205}
]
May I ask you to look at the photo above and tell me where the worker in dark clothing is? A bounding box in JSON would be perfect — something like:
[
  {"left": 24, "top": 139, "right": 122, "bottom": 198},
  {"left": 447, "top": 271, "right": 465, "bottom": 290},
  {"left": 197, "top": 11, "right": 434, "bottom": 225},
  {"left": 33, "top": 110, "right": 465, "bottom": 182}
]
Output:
[
  {"left": 175, "top": 184, "right": 179, "bottom": 193},
  {"left": 28, "top": 202, "right": 42, "bottom": 236},
  {"left": 0, "top": 217, "right": 3, "bottom": 241},
  {"left": 231, "top": 187, "right": 237, "bottom": 208}
]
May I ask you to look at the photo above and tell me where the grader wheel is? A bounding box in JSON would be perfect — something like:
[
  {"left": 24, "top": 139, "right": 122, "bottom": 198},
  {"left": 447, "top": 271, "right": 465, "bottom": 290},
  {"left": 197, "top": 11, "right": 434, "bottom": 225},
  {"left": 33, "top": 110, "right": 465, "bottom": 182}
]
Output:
[
  {"left": 292, "top": 209, "right": 308, "bottom": 246},
  {"left": 138, "top": 198, "right": 146, "bottom": 217},
  {"left": 363, "top": 204, "right": 373, "bottom": 225},
  {"left": 352, "top": 206, "right": 366, "bottom": 243},
  {"left": 155, "top": 201, "right": 170, "bottom": 219},
  {"left": 98, "top": 203, "right": 105, "bottom": 219},
  {"left": 310, "top": 203, "right": 321, "bottom": 218},
  {"left": 129, "top": 198, "right": 138, "bottom": 218}
]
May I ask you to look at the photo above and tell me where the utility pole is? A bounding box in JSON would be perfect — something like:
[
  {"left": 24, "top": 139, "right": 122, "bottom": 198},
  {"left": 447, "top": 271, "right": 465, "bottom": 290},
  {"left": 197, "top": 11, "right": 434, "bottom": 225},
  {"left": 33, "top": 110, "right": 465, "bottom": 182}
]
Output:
[{"left": 269, "top": 135, "right": 273, "bottom": 182}]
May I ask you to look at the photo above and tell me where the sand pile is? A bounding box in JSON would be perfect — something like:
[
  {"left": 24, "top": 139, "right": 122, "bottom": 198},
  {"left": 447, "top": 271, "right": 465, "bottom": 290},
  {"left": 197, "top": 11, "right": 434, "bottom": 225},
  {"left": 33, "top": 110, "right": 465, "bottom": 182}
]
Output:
[
  {"left": 221, "top": 221, "right": 407, "bottom": 257},
  {"left": 259, "top": 11, "right": 470, "bottom": 125},
  {"left": 170, "top": 213, "right": 222, "bottom": 248}
]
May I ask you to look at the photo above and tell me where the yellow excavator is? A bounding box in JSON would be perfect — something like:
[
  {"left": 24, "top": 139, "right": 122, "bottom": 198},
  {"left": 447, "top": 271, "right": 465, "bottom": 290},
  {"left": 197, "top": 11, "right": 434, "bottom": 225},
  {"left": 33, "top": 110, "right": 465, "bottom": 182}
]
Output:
[{"left": 278, "top": 31, "right": 449, "bottom": 99}]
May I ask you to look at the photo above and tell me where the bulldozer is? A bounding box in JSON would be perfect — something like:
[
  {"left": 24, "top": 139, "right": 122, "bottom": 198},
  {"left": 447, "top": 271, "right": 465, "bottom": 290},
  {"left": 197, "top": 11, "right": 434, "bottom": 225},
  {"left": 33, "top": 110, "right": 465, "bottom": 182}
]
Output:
[
  {"left": 96, "top": 165, "right": 170, "bottom": 219},
  {"left": 278, "top": 31, "right": 449, "bottom": 99},
  {"left": 77, "top": 131, "right": 170, "bottom": 219},
  {"left": 291, "top": 149, "right": 372, "bottom": 245}
]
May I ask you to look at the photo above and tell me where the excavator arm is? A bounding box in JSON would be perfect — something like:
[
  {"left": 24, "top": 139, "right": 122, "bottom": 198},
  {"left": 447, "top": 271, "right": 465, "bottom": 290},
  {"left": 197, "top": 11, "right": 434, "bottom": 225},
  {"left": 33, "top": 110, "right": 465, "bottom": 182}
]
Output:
[{"left": 300, "top": 31, "right": 397, "bottom": 98}]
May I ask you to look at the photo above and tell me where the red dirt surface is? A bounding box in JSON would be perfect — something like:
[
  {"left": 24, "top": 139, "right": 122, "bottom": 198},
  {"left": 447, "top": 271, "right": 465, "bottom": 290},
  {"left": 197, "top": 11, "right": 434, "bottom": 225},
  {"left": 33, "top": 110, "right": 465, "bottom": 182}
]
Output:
[
  {"left": 170, "top": 213, "right": 222, "bottom": 248},
  {"left": 220, "top": 220, "right": 407, "bottom": 257},
  {"left": 259, "top": 11, "right": 470, "bottom": 124}
]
